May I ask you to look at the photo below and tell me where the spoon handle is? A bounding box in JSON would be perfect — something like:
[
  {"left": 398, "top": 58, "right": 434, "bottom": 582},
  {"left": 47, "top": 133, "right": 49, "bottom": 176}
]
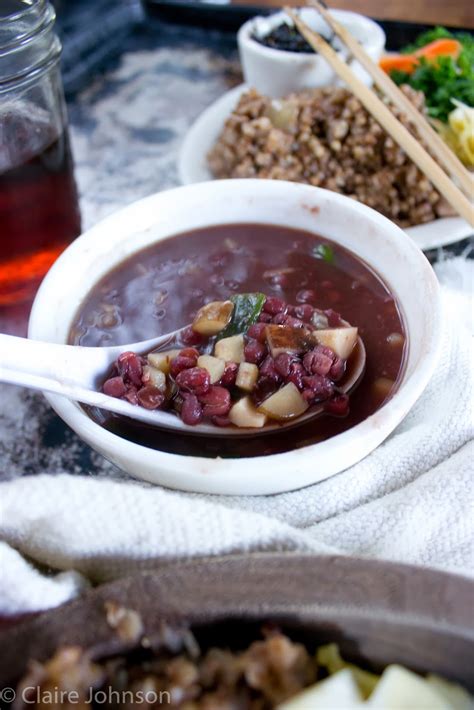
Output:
[
  {"left": 0, "top": 333, "right": 114, "bottom": 395},
  {"left": 0, "top": 334, "right": 189, "bottom": 424}
]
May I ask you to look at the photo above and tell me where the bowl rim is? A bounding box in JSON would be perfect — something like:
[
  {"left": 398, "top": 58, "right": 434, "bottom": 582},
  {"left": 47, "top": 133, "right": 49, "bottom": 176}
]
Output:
[
  {"left": 237, "top": 8, "right": 386, "bottom": 60},
  {"left": 2, "top": 553, "right": 473, "bottom": 689},
  {"left": 28, "top": 180, "right": 442, "bottom": 495}
]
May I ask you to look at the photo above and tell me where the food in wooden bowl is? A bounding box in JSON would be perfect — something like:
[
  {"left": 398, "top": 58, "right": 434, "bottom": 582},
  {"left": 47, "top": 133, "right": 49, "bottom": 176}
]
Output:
[{"left": 1, "top": 555, "right": 473, "bottom": 706}]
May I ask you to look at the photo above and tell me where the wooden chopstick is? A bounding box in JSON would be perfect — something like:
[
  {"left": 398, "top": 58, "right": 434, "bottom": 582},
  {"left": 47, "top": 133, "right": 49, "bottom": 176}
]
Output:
[
  {"left": 284, "top": 7, "right": 474, "bottom": 227},
  {"left": 307, "top": 0, "right": 474, "bottom": 199}
]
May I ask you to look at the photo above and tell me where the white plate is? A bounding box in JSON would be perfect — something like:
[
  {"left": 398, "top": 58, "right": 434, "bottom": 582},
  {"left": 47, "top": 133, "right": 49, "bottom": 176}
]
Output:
[{"left": 179, "top": 84, "right": 472, "bottom": 251}]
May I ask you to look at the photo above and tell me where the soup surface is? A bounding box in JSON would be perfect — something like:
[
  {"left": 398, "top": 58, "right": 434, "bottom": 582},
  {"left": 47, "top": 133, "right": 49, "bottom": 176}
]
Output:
[{"left": 69, "top": 224, "right": 406, "bottom": 457}]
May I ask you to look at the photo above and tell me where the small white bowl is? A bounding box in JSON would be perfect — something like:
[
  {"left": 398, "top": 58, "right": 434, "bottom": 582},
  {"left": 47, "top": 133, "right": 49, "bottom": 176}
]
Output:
[
  {"left": 238, "top": 9, "right": 386, "bottom": 97},
  {"left": 29, "top": 180, "right": 440, "bottom": 496}
]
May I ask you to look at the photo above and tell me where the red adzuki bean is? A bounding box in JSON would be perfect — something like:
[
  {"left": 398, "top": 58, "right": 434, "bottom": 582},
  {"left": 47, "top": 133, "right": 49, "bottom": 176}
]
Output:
[
  {"left": 294, "top": 304, "right": 314, "bottom": 321},
  {"left": 259, "top": 356, "right": 282, "bottom": 384},
  {"left": 302, "top": 388, "right": 317, "bottom": 404},
  {"left": 302, "top": 375, "right": 334, "bottom": 401},
  {"left": 274, "top": 352, "right": 297, "bottom": 378},
  {"left": 124, "top": 388, "right": 139, "bottom": 405},
  {"left": 212, "top": 415, "right": 232, "bottom": 427},
  {"left": 247, "top": 322, "right": 267, "bottom": 343},
  {"left": 244, "top": 339, "right": 266, "bottom": 364},
  {"left": 137, "top": 386, "right": 165, "bottom": 410},
  {"left": 181, "top": 393, "right": 203, "bottom": 425},
  {"left": 103, "top": 376, "right": 127, "bottom": 398},
  {"left": 325, "top": 393, "right": 350, "bottom": 416},
  {"left": 176, "top": 367, "right": 210, "bottom": 396},
  {"left": 181, "top": 326, "right": 203, "bottom": 346},
  {"left": 325, "top": 308, "right": 343, "bottom": 327},
  {"left": 179, "top": 347, "right": 200, "bottom": 359},
  {"left": 303, "top": 347, "right": 334, "bottom": 376},
  {"left": 199, "top": 386, "right": 231, "bottom": 417},
  {"left": 220, "top": 362, "right": 238, "bottom": 387},
  {"left": 283, "top": 315, "right": 305, "bottom": 329},
  {"left": 263, "top": 296, "right": 287, "bottom": 315},
  {"left": 287, "top": 362, "right": 306, "bottom": 390},
  {"left": 117, "top": 351, "right": 143, "bottom": 387},
  {"left": 329, "top": 357, "right": 346, "bottom": 382},
  {"left": 170, "top": 350, "right": 199, "bottom": 377}
]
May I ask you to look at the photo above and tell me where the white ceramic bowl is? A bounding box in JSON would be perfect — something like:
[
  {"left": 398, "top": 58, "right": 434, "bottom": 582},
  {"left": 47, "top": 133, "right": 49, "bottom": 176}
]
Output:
[
  {"left": 238, "top": 9, "right": 386, "bottom": 97},
  {"left": 29, "top": 180, "right": 441, "bottom": 496}
]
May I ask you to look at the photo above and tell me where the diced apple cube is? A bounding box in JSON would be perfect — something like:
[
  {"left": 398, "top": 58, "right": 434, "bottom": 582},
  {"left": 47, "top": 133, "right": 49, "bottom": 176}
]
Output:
[
  {"left": 236, "top": 362, "right": 258, "bottom": 392},
  {"left": 142, "top": 365, "right": 166, "bottom": 391},
  {"left": 147, "top": 349, "right": 181, "bottom": 375},
  {"left": 192, "top": 300, "right": 234, "bottom": 335},
  {"left": 312, "top": 327, "right": 358, "bottom": 360},
  {"left": 197, "top": 354, "right": 226, "bottom": 384},
  {"left": 258, "top": 382, "right": 308, "bottom": 421},
  {"left": 229, "top": 396, "right": 267, "bottom": 428},
  {"left": 367, "top": 665, "right": 451, "bottom": 708},
  {"left": 214, "top": 334, "right": 245, "bottom": 363},
  {"left": 265, "top": 325, "right": 306, "bottom": 358},
  {"left": 278, "top": 669, "right": 362, "bottom": 709}
]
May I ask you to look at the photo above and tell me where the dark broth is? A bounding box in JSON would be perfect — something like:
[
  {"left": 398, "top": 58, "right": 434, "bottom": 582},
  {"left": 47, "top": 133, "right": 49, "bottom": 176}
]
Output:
[{"left": 69, "top": 224, "right": 406, "bottom": 458}]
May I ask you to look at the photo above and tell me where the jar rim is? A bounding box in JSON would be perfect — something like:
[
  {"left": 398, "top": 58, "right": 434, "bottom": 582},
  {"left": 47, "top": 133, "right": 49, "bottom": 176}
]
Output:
[
  {"left": 0, "top": 1, "right": 55, "bottom": 53},
  {"left": 0, "top": 1, "right": 61, "bottom": 88},
  {"left": 0, "top": 4, "right": 56, "bottom": 54},
  {"left": 0, "top": 0, "right": 47, "bottom": 24}
]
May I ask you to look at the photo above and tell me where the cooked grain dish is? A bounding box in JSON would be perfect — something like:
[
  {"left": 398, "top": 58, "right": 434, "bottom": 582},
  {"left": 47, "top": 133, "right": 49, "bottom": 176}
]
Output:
[
  {"left": 208, "top": 86, "right": 454, "bottom": 227},
  {"left": 14, "top": 622, "right": 472, "bottom": 709}
]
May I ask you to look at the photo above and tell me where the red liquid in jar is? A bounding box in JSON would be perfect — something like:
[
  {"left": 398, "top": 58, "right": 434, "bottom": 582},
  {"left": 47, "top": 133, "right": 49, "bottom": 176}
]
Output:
[{"left": 0, "top": 129, "right": 81, "bottom": 307}]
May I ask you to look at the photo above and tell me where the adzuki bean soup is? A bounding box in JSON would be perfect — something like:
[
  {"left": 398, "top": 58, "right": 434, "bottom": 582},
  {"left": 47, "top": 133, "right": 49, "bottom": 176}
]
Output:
[{"left": 69, "top": 224, "right": 407, "bottom": 457}]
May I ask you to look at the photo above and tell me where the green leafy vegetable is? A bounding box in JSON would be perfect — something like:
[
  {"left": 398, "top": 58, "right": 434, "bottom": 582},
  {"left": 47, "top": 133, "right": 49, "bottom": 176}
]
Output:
[
  {"left": 312, "top": 244, "right": 335, "bottom": 264},
  {"left": 218, "top": 293, "right": 265, "bottom": 339},
  {"left": 400, "top": 26, "right": 473, "bottom": 55},
  {"left": 390, "top": 27, "right": 474, "bottom": 122}
]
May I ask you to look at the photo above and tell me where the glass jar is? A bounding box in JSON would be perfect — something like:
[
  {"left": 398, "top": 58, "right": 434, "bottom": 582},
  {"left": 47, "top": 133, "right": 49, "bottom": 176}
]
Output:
[{"left": 0, "top": 0, "right": 81, "bottom": 316}]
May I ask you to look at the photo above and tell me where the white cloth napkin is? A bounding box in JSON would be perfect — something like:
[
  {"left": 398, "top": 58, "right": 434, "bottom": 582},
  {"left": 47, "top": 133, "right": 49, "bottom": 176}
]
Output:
[{"left": 0, "top": 256, "right": 473, "bottom": 615}]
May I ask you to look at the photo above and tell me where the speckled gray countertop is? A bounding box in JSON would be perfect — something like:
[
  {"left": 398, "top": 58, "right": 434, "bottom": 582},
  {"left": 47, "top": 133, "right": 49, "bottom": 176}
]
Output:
[{"left": 0, "top": 20, "right": 241, "bottom": 482}]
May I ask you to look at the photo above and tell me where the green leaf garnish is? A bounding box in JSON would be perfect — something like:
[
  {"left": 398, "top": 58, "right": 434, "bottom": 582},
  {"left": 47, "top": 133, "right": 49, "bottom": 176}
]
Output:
[
  {"left": 313, "top": 244, "right": 335, "bottom": 264},
  {"left": 217, "top": 293, "right": 266, "bottom": 339},
  {"left": 390, "top": 27, "right": 474, "bottom": 123}
]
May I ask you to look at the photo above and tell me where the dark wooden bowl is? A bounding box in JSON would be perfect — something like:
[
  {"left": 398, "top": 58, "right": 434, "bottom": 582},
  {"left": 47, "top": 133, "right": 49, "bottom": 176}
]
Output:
[{"left": 1, "top": 553, "right": 473, "bottom": 691}]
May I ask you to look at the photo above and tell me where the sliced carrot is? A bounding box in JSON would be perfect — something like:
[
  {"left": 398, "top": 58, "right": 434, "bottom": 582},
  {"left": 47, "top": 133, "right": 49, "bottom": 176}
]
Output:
[
  {"left": 378, "top": 54, "right": 419, "bottom": 74},
  {"left": 414, "top": 38, "right": 461, "bottom": 61},
  {"left": 379, "top": 38, "right": 462, "bottom": 75}
]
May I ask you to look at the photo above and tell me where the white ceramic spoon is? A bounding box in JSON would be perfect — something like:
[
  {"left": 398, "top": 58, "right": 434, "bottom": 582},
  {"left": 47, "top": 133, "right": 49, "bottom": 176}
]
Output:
[{"left": 0, "top": 331, "right": 365, "bottom": 437}]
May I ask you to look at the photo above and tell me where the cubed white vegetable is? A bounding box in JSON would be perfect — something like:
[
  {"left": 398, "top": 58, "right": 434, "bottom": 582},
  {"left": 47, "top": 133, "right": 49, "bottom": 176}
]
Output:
[
  {"left": 147, "top": 349, "right": 181, "bottom": 375},
  {"left": 278, "top": 669, "right": 363, "bottom": 709},
  {"left": 142, "top": 365, "right": 166, "bottom": 391},
  {"left": 258, "top": 382, "right": 308, "bottom": 421},
  {"left": 426, "top": 674, "right": 473, "bottom": 710},
  {"left": 236, "top": 362, "right": 258, "bottom": 392},
  {"left": 192, "top": 300, "right": 233, "bottom": 335},
  {"left": 214, "top": 334, "right": 245, "bottom": 363},
  {"left": 312, "top": 327, "right": 358, "bottom": 360},
  {"left": 197, "top": 355, "right": 226, "bottom": 384},
  {"left": 367, "top": 665, "right": 451, "bottom": 708},
  {"left": 229, "top": 396, "right": 267, "bottom": 428}
]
